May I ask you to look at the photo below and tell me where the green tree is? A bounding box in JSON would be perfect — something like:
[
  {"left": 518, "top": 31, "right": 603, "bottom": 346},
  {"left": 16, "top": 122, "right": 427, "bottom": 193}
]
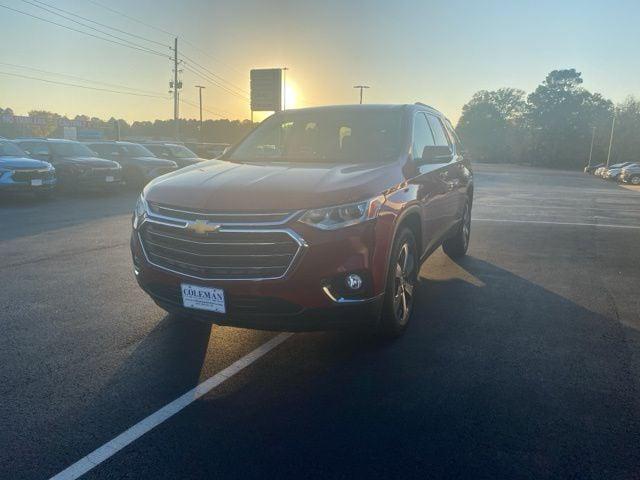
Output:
[
  {"left": 456, "top": 88, "right": 527, "bottom": 163},
  {"left": 610, "top": 96, "right": 640, "bottom": 165},
  {"left": 526, "top": 69, "right": 613, "bottom": 168}
]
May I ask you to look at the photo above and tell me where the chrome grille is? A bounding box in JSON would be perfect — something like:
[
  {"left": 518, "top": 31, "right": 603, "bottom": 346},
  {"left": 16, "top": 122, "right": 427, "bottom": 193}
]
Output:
[
  {"left": 148, "top": 202, "right": 297, "bottom": 225},
  {"left": 138, "top": 213, "right": 305, "bottom": 280},
  {"left": 11, "top": 169, "right": 54, "bottom": 182}
]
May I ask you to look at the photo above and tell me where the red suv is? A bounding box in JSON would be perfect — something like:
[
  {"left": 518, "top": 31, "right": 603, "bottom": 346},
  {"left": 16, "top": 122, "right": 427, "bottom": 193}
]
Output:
[{"left": 131, "top": 104, "right": 473, "bottom": 336}]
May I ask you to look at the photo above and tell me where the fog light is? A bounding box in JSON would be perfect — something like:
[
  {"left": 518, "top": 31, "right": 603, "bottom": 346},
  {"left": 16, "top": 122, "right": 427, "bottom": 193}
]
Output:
[{"left": 345, "top": 273, "right": 363, "bottom": 290}]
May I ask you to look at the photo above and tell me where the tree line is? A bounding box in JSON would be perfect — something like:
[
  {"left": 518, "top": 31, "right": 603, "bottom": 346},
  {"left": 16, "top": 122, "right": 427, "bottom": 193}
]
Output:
[
  {"left": 455, "top": 69, "right": 640, "bottom": 169},
  {"left": 0, "top": 107, "right": 255, "bottom": 145}
]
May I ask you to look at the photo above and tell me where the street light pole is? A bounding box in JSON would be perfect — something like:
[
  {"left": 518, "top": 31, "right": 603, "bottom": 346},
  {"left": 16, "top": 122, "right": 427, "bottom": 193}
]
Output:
[
  {"left": 606, "top": 111, "right": 617, "bottom": 167},
  {"left": 587, "top": 126, "right": 596, "bottom": 167},
  {"left": 353, "top": 85, "right": 370, "bottom": 104},
  {"left": 195, "top": 85, "right": 205, "bottom": 142}
]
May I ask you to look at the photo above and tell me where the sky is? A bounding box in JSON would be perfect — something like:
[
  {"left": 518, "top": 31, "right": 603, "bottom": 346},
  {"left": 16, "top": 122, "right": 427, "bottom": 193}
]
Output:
[{"left": 1, "top": 0, "right": 639, "bottom": 124}]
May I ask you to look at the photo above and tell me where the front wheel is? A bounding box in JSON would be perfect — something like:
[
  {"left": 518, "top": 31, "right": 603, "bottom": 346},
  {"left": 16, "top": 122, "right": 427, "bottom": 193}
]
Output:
[
  {"left": 443, "top": 200, "right": 471, "bottom": 258},
  {"left": 378, "top": 228, "right": 418, "bottom": 338},
  {"left": 630, "top": 175, "right": 640, "bottom": 185}
]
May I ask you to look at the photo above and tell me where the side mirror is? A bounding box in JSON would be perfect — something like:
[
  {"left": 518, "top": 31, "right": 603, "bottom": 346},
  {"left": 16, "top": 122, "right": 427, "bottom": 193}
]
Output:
[{"left": 420, "top": 145, "right": 452, "bottom": 164}]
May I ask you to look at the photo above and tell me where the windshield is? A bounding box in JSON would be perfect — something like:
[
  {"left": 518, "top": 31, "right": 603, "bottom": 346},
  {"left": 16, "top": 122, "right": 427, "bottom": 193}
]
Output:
[
  {"left": 121, "top": 144, "right": 155, "bottom": 157},
  {"left": 0, "top": 141, "right": 26, "bottom": 157},
  {"left": 229, "top": 108, "right": 404, "bottom": 163},
  {"left": 169, "top": 145, "right": 197, "bottom": 158},
  {"left": 50, "top": 142, "right": 95, "bottom": 157}
]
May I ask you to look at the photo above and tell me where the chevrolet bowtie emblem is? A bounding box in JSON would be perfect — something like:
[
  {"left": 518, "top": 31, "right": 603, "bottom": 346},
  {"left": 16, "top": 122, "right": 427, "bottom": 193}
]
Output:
[{"left": 187, "top": 219, "right": 221, "bottom": 235}]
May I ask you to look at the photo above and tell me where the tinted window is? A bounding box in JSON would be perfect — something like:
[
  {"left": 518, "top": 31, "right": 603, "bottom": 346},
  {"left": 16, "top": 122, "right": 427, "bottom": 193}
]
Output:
[
  {"left": 18, "top": 141, "right": 49, "bottom": 156},
  {"left": 120, "top": 144, "right": 155, "bottom": 157},
  {"left": 145, "top": 145, "right": 168, "bottom": 157},
  {"left": 427, "top": 115, "right": 450, "bottom": 147},
  {"left": 50, "top": 142, "right": 95, "bottom": 157},
  {"left": 89, "top": 144, "right": 120, "bottom": 156},
  {"left": 0, "top": 141, "right": 26, "bottom": 156},
  {"left": 168, "top": 145, "right": 198, "bottom": 158},
  {"left": 412, "top": 113, "right": 435, "bottom": 161},
  {"left": 229, "top": 108, "right": 404, "bottom": 163}
]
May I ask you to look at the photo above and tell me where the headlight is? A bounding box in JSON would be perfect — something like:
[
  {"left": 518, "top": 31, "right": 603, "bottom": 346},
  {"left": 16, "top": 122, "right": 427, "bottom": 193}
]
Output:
[
  {"left": 299, "top": 195, "right": 385, "bottom": 230},
  {"left": 132, "top": 194, "right": 148, "bottom": 230}
]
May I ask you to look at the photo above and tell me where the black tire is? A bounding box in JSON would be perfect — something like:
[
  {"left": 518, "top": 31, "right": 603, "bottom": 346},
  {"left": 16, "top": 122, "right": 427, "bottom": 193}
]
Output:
[
  {"left": 630, "top": 175, "right": 640, "bottom": 186},
  {"left": 378, "top": 227, "right": 418, "bottom": 338},
  {"left": 442, "top": 200, "right": 471, "bottom": 258}
]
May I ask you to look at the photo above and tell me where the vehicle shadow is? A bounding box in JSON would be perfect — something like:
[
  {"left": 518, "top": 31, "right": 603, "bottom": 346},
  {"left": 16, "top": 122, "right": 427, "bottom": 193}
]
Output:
[{"left": 144, "top": 255, "right": 640, "bottom": 480}]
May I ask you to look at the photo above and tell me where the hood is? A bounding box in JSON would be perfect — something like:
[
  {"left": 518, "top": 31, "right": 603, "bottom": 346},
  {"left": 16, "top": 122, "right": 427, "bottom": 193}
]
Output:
[
  {"left": 131, "top": 156, "right": 176, "bottom": 166},
  {"left": 0, "top": 156, "right": 51, "bottom": 169},
  {"left": 61, "top": 156, "right": 120, "bottom": 168},
  {"left": 144, "top": 159, "right": 404, "bottom": 211}
]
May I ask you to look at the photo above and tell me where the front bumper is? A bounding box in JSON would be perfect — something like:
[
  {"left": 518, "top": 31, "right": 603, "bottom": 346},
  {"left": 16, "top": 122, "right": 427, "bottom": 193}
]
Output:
[
  {"left": 0, "top": 171, "right": 57, "bottom": 191},
  {"left": 130, "top": 216, "right": 393, "bottom": 331}
]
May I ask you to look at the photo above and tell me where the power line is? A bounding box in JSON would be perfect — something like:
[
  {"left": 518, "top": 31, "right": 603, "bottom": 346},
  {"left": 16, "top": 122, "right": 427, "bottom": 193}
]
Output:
[
  {"left": 18, "top": 0, "right": 170, "bottom": 57},
  {"left": 26, "top": 0, "right": 169, "bottom": 48},
  {"left": 181, "top": 52, "right": 249, "bottom": 97},
  {"left": 0, "top": 62, "right": 167, "bottom": 96},
  {"left": 179, "top": 36, "right": 245, "bottom": 77},
  {"left": 0, "top": 4, "right": 170, "bottom": 59},
  {"left": 0, "top": 71, "right": 168, "bottom": 99},
  {"left": 180, "top": 97, "right": 233, "bottom": 119},
  {"left": 84, "top": 0, "right": 175, "bottom": 37},
  {"left": 78, "top": 0, "right": 247, "bottom": 90},
  {"left": 183, "top": 64, "right": 249, "bottom": 102}
]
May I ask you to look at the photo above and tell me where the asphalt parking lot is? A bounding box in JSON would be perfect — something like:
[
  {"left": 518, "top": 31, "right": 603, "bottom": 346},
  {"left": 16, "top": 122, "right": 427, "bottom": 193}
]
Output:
[{"left": 1, "top": 164, "right": 639, "bottom": 480}]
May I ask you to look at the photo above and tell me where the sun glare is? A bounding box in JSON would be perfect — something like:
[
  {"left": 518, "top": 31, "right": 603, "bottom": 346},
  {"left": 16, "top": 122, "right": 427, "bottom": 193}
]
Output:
[{"left": 284, "top": 84, "right": 298, "bottom": 109}]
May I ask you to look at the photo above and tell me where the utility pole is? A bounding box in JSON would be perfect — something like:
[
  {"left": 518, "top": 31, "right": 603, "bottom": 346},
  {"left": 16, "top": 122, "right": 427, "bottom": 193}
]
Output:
[
  {"left": 606, "top": 110, "right": 616, "bottom": 167},
  {"left": 195, "top": 85, "right": 205, "bottom": 141},
  {"left": 353, "top": 85, "right": 370, "bottom": 104},
  {"left": 587, "top": 126, "right": 596, "bottom": 167},
  {"left": 170, "top": 37, "right": 182, "bottom": 141}
]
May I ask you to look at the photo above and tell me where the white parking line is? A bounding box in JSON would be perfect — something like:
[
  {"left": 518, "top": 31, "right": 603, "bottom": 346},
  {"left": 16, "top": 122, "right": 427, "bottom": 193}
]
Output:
[
  {"left": 473, "top": 218, "right": 640, "bottom": 229},
  {"left": 49, "top": 332, "right": 293, "bottom": 480}
]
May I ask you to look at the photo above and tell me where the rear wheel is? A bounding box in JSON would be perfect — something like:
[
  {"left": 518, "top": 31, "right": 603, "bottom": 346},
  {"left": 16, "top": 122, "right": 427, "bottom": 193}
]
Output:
[
  {"left": 378, "top": 228, "right": 418, "bottom": 338},
  {"left": 442, "top": 200, "right": 471, "bottom": 258},
  {"left": 630, "top": 175, "right": 640, "bottom": 185}
]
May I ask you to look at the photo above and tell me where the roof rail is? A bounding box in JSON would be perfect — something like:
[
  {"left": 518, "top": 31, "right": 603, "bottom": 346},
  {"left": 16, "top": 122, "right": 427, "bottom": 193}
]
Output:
[{"left": 414, "top": 102, "right": 436, "bottom": 110}]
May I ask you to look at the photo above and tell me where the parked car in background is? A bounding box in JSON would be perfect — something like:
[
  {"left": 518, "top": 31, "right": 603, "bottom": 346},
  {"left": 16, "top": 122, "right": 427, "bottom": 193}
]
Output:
[
  {"left": 141, "top": 143, "right": 207, "bottom": 168},
  {"left": 584, "top": 163, "right": 604, "bottom": 174},
  {"left": 602, "top": 162, "right": 634, "bottom": 181},
  {"left": 14, "top": 139, "right": 122, "bottom": 191},
  {"left": 619, "top": 163, "right": 640, "bottom": 185},
  {"left": 86, "top": 141, "right": 178, "bottom": 187},
  {"left": 594, "top": 165, "right": 607, "bottom": 177},
  {"left": 0, "top": 140, "right": 56, "bottom": 196},
  {"left": 184, "top": 142, "right": 230, "bottom": 159}
]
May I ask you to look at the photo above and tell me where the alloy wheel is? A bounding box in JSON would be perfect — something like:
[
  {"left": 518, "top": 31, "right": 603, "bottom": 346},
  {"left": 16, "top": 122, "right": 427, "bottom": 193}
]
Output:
[
  {"left": 462, "top": 203, "right": 471, "bottom": 250},
  {"left": 393, "top": 242, "right": 416, "bottom": 325}
]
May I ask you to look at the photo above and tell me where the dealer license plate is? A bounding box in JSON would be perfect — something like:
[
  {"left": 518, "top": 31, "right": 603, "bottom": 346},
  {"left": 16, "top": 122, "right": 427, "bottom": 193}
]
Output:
[{"left": 181, "top": 283, "right": 226, "bottom": 313}]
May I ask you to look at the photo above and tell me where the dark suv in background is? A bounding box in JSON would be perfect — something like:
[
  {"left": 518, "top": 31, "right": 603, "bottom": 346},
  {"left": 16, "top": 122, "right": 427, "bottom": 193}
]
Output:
[
  {"left": 15, "top": 139, "right": 122, "bottom": 191},
  {"left": 132, "top": 104, "right": 473, "bottom": 337},
  {"left": 141, "top": 143, "right": 206, "bottom": 168},
  {"left": 86, "top": 141, "right": 178, "bottom": 187}
]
